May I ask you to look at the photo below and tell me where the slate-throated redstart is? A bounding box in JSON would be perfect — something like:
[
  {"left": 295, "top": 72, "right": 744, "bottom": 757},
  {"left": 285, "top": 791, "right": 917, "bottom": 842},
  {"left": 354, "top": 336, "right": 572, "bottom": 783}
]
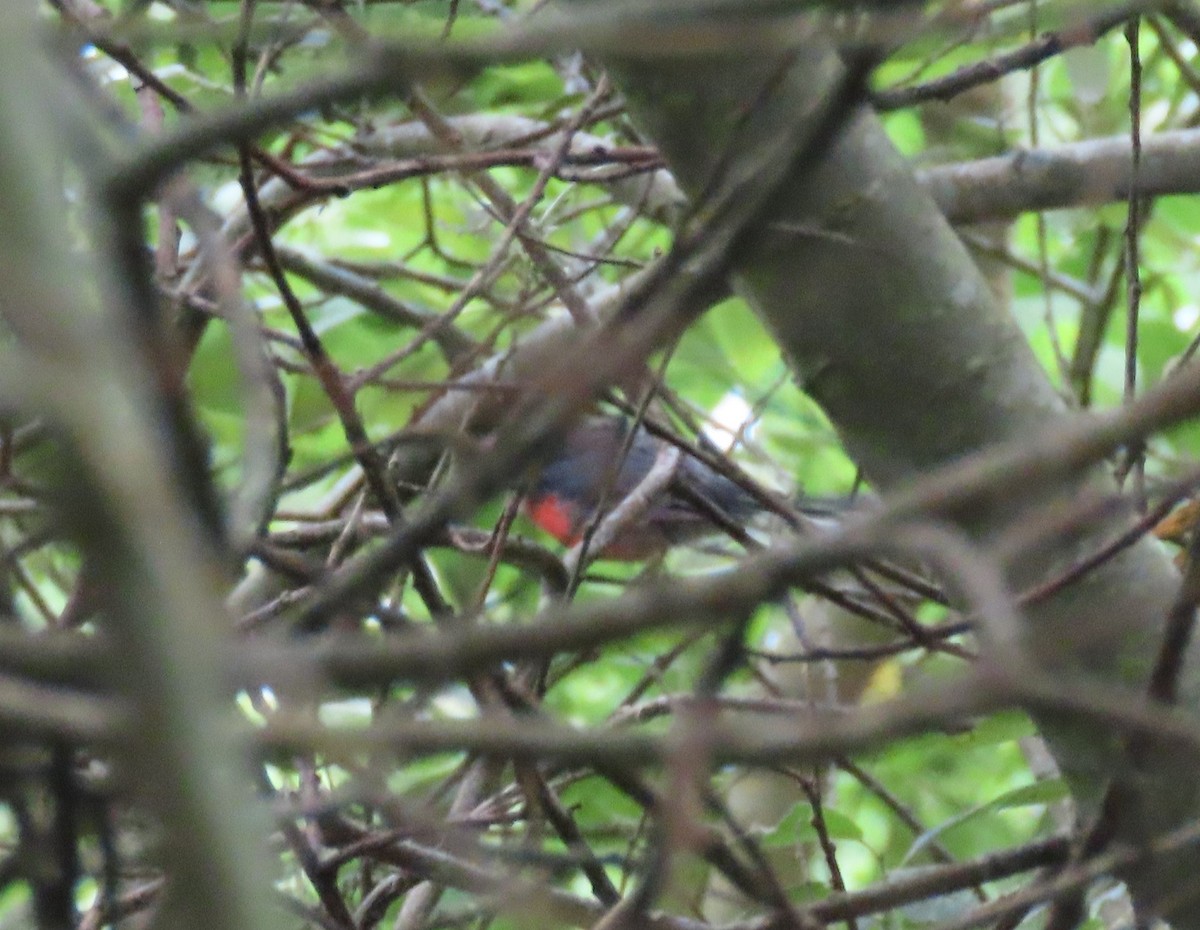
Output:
[{"left": 523, "top": 418, "right": 838, "bottom": 560}]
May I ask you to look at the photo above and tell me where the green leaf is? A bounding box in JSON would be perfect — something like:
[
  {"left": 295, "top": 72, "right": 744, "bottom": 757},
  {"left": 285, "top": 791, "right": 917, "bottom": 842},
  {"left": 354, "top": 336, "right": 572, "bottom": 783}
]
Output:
[
  {"left": 819, "top": 807, "right": 865, "bottom": 842},
  {"left": 787, "top": 881, "right": 830, "bottom": 904},
  {"left": 989, "top": 778, "right": 1070, "bottom": 809},
  {"left": 902, "top": 778, "right": 1067, "bottom": 865},
  {"left": 962, "top": 711, "right": 1036, "bottom": 747}
]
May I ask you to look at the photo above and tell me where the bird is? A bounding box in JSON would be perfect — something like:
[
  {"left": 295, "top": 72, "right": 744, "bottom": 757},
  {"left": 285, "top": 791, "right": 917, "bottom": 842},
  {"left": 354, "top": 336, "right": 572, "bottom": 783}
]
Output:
[{"left": 522, "top": 417, "right": 837, "bottom": 560}]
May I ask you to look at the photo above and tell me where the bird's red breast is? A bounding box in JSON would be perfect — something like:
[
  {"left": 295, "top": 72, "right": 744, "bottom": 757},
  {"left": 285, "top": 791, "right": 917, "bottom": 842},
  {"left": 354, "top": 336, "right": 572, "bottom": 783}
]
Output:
[
  {"left": 524, "top": 493, "right": 581, "bottom": 546},
  {"left": 521, "top": 418, "right": 760, "bottom": 560}
]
